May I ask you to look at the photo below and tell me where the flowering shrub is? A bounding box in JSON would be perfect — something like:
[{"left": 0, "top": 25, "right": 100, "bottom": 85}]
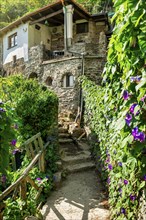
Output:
[{"left": 82, "top": 0, "right": 146, "bottom": 219}]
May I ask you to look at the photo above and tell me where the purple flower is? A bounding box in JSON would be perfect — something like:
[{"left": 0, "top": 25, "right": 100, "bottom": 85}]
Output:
[
  {"left": 108, "top": 164, "right": 113, "bottom": 170},
  {"left": 125, "top": 113, "right": 132, "bottom": 126},
  {"left": 137, "top": 132, "right": 145, "bottom": 142},
  {"left": 118, "top": 188, "right": 122, "bottom": 193},
  {"left": 130, "top": 76, "right": 141, "bottom": 82},
  {"left": 143, "top": 175, "right": 146, "bottom": 181},
  {"left": 132, "top": 127, "right": 139, "bottom": 139},
  {"left": 123, "top": 90, "right": 129, "bottom": 100},
  {"left": 121, "top": 208, "right": 126, "bottom": 214},
  {"left": 124, "top": 179, "right": 128, "bottom": 185},
  {"left": 107, "top": 177, "right": 111, "bottom": 184},
  {"left": 141, "top": 95, "right": 146, "bottom": 102},
  {"left": 1, "top": 175, "right": 6, "bottom": 183},
  {"left": 105, "top": 155, "right": 110, "bottom": 163},
  {"left": 12, "top": 149, "right": 20, "bottom": 155},
  {"left": 36, "top": 177, "right": 42, "bottom": 184},
  {"left": 129, "top": 103, "right": 139, "bottom": 115},
  {"left": 11, "top": 139, "right": 17, "bottom": 146},
  {"left": 132, "top": 127, "right": 145, "bottom": 142},
  {"left": 130, "top": 194, "right": 136, "bottom": 201},
  {"left": 0, "top": 107, "right": 5, "bottom": 112},
  {"left": 118, "top": 162, "right": 122, "bottom": 167}
]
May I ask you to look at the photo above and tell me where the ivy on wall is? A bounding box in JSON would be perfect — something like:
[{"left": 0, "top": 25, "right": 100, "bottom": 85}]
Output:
[{"left": 82, "top": 0, "right": 146, "bottom": 219}]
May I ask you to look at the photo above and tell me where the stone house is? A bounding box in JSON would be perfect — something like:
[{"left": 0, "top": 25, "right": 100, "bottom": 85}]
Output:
[{"left": 0, "top": 0, "right": 109, "bottom": 126}]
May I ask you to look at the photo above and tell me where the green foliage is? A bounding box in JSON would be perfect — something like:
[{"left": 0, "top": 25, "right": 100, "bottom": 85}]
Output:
[
  {"left": 0, "top": 75, "right": 59, "bottom": 219},
  {"left": 1, "top": 75, "right": 58, "bottom": 141},
  {"left": 82, "top": 0, "right": 146, "bottom": 219}
]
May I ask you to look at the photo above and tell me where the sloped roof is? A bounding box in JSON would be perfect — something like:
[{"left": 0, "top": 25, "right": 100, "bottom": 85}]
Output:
[{"left": 0, "top": 0, "right": 108, "bottom": 36}]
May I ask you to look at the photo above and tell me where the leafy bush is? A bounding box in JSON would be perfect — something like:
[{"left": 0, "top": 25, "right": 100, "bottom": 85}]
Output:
[
  {"left": 1, "top": 75, "right": 58, "bottom": 141},
  {"left": 82, "top": 0, "right": 146, "bottom": 219},
  {"left": 0, "top": 75, "right": 59, "bottom": 219}
]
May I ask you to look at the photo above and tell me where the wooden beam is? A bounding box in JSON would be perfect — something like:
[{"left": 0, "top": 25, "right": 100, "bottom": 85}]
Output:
[
  {"left": 75, "top": 9, "right": 89, "bottom": 20},
  {"left": 30, "top": 9, "right": 63, "bottom": 25}
]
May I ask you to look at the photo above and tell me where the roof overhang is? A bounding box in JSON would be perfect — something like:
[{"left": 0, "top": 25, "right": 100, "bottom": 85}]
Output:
[{"left": 0, "top": 0, "right": 108, "bottom": 36}]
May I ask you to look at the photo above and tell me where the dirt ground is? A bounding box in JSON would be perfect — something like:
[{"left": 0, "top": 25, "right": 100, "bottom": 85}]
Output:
[{"left": 41, "top": 170, "right": 110, "bottom": 220}]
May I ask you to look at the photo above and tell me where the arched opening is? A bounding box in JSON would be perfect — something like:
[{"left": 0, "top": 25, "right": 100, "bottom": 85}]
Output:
[
  {"left": 45, "top": 76, "right": 53, "bottom": 86},
  {"left": 28, "top": 72, "right": 37, "bottom": 79},
  {"left": 62, "top": 73, "right": 74, "bottom": 88}
]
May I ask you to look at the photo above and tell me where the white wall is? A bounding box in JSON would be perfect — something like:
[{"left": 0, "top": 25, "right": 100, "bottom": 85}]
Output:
[
  {"left": 3, "top": 23, "right": 29, "bottom": 64},
  {"left": 28, "top": 23, "right": 51, "bottom": 50}
]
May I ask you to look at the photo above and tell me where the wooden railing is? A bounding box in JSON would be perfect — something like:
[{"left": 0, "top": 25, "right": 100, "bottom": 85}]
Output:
[{"left": 0, "top": 132, "right": 50, "bottom": 217}]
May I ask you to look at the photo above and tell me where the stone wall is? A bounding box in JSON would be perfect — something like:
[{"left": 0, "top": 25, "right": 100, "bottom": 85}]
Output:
[
  {"left": 2, "top": 58, "right": 26, "bottom": 76},
  {"left": 24, "top": 44, "right": 44, "bottom": 78},
  {"left": 42, "top": 57, "right": 82, "bottom": 120},
  {"left": 1, "top": 20, "right": 107, "bottom": 123}
]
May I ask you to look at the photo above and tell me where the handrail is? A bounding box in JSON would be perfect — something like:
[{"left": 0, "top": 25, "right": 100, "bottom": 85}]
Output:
[{"left": 0, "top": 134, "right": 50, "bottom": 202}]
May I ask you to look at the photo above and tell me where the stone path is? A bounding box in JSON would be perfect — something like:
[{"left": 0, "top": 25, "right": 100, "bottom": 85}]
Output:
[{"left": 41, "top": 170, "right": 110, "bottom": 220}]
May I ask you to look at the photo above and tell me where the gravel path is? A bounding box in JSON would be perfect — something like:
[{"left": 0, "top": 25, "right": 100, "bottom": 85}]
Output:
[{"left": 41, "top": 170, "right": 110, "bottom": 220}]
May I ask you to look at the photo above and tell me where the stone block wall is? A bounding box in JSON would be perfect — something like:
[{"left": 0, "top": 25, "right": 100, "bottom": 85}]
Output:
[{"left": 42, "top": 57, "right": 82, "bottom": 120}]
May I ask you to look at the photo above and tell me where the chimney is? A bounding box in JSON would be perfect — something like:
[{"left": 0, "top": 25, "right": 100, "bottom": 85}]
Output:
[{"left": 63, "top": 4, "right": 74, "bottom": 49}]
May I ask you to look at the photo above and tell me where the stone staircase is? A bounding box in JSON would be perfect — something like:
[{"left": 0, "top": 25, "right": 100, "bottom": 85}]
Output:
[{"left": 58, "top": 127, "right": 95, "bottom": 174}]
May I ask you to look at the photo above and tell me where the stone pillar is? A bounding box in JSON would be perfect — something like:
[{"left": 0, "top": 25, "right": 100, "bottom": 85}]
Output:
[{"left": 63, "top": 5, "right": 74, "bottom": 48}]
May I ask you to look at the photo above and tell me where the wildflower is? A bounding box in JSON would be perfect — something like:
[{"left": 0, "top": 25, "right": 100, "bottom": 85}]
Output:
[
  {"left": 130, "top": 76, "right": 141, "bottom": 82},
  {"left": 105, "top": 155, "right": 110, "bottom": 163},
  {"left": 129, "top": 103, "right": 139, "bottom": 115},
  {"left": 108, "top": 164, "right": 113, "bottom": 170},
  {"left": 118, "top": 188, "right": 122, "bottom": 193},
  {"left": 130, "top": 194, "right": 136, "bottom": 201},
  {"left": 124, "top": 179, "right": 128, "bottom": 185},
  {"left": 118, "top": 162, "right": 122, "bottom": 167},
  {"left": 0, "top": 107, "right": 5, "bottom": 112},
  {"left": 141, "top": 95, "right": 146, "bottom": 102},
  {"left": 1, "top": 174, "right": 6, "bottom": 183},
  {"left": 11, "top": 139, "right": 17, "bottom": 146},
  {"left": 137, "top": 132, "right": 145, "bottom": 142},
  {"left": 36, "top": 177, "right": 42, "bottom": 184},
  {"left": 107, "top": 177, "right": 110, "bottom": 184},
  {"left": 123, "top": 90, "right": 129, "bottom": 100},
  {"left": 132, "top": 127, "right": 145, "bottom": 142},
  {"left": 143, "top": 175, "right": 146, "bottom": 181},
  {"left": 121, "top": 208, "right": 126, "bottom": 214},
  {"left": 12, "top": 149, "right": 20, "bottom": 155},
  {"left": 125, "top": 113, "right": 132, "bottom": 126}
]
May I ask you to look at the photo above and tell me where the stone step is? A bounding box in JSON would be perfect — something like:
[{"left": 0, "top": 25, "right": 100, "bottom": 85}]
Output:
[
  {"left": 59, "top": 138, "right": 73, "bottom": 143},
  {"left": 58, "top": 127, "right": 68, "bottom": 133},
  {"left": 62, "top": 152, "right": 91, "bottom": 165},
  {"left": 65, "top": 161, "right": 95, "bottom": 173},
  {"left": 59, "top": 133, "right": 71, "bottom": 138}
]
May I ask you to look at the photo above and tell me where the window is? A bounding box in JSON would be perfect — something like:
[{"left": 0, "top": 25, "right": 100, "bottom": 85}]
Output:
[
  {"left": 76, "top": 23, "right": 88, "bottom": 34},
  {"left": 8, "top": 33, "right": 17, "bottom": 49},
  {"left": 62, "top": 73, "right": 74, "bottom": 88}
]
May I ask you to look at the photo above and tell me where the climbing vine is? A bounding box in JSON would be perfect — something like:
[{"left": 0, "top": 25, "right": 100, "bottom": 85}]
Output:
[{"left": 82, "top": 0, "right": 146, "bottom": 219}]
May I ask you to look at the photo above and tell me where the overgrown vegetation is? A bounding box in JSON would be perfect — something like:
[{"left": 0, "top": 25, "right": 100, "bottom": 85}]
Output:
[
  {"left": 0, "top": 75, "right": 59, "bottom": 219},
  {"left": 82, "top": 0, "right": 146, "bottom": 219}
]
